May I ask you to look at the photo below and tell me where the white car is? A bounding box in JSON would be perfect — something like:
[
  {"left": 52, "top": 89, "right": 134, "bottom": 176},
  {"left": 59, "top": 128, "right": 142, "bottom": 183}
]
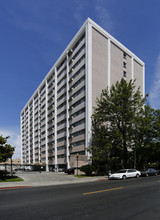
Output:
[{"left": 109, "top": 169, "right": 141, "bottom": 180}]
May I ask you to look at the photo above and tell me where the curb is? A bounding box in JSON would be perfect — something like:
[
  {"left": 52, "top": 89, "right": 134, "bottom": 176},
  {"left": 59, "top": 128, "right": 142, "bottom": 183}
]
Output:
[
  {"left": 96, "top": 178, "right": 109, "bottom": 181},
  {"left": 0, "top": 186, "right": 32, "bottom": 190}
]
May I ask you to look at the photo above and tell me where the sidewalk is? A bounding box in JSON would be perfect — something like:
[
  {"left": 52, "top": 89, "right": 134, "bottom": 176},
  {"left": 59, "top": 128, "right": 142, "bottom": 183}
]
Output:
[{"left": 0, "top": 172, "right": 108, "bottom": 189}]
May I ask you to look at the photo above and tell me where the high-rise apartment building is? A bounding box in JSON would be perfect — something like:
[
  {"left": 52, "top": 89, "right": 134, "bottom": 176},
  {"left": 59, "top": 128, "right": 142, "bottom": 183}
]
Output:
[{"left": 21, "top": 18, "right": 145, "bottom": 171}]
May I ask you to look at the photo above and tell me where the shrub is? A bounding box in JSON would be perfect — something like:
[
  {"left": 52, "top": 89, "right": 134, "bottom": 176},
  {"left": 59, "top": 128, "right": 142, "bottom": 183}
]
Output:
[
  {"left": 80, "top": 164, "right": 96, "bottom": 176},
  {"left": 0, "top": 170, "right": 10, "bottom": 179}
]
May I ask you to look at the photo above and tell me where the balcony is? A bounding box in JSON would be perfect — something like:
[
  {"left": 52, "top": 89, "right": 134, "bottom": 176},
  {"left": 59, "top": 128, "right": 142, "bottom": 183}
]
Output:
[
  {"left": 47, "top": 129, "right": 54, "bottom": 136},
  {"left": 48, "top": 92, "right": 54, "bottom": 101},
  {"left": 69, "top": 91, "right": 85, "bottom": 107},
  {"left": 47, "top": 107, "right": 54, "bottom": 115},
  {"left": 69, "top": 48, "right": 85, "bottom": 69},
  {"left": 57, "top": 87, "right": 66, "bottom": 99},
  {"left": 69, "top": 123, "right": 85, "bottom": 134},
  {"left": 48, "top": 83, "right": 55, "bottom": 94},
  {"left": 69, "top": 102, "right": 85, "bottom": 115},
  {"left": 69, "top": 69, "right": 85, "bottom": 87},
  {"left": 69, "top": 112, "right": 85, "bottom": 124},
  {"left": 72, "top": 38, "right": 85, "bottom": 58},
  {"left": 57, "top": 61, "right": 66, "bottom": 74}
]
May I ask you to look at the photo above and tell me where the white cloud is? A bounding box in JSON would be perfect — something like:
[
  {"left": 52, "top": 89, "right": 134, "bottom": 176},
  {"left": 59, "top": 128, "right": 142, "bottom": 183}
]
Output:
[
  {"left": 94, "top": 0, "right": 113, "bottom": 32},
  {"left": 73, "top": 3, "right": 84, "bottom": 25},
  {"left": 73, "top": 0, "right": 113, "bottom": 32},
  {"left": 149, "top": 55, "right": 160, "bottom": 109},
  {"left": 0, "top": 128, "right": 21, "bottom": 159},
  {"left": 3, "top": 1, "right": 58, "bottom": 37},
  {"left": 73, "top": 0, "right": 89, "bottom": 26}
]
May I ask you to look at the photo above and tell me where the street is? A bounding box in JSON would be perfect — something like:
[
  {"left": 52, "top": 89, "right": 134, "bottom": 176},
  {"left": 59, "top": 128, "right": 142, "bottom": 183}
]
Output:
[{"left": 0, "top": 176, "right": 160, "bottom": 220}]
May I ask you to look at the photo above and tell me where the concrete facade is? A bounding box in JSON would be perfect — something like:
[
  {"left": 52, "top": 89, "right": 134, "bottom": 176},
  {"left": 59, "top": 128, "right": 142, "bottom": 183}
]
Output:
[{"left": 21, "top": 18, "right": 145, "bottom": 171}]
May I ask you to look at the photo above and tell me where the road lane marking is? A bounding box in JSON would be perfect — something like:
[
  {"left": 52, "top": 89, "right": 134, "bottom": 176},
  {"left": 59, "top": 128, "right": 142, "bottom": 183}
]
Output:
[
  {"left": 157, "top": 180, "right": 160, "bottom": 182},
  {"left": 83, "top": 187, "right": 123, "bottom": 195}
]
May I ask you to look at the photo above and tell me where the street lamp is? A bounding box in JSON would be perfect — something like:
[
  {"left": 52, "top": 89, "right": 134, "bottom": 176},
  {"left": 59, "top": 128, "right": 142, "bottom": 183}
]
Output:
[{"left": 76, "top": 154, "right": 79, "bottom": 176}]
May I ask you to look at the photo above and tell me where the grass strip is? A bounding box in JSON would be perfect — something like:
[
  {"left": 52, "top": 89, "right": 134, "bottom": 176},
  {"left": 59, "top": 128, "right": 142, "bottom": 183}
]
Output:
[
  {"left": 0, "top": 178, "right": 24, "bottom": 182},
  {"left": 74, "top": 175, "right": 90, "bottom": 178}
]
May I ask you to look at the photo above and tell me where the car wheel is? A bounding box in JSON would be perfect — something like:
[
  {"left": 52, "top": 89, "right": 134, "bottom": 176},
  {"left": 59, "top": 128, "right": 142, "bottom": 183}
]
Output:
[
  {"left": 146, "top": 173, "right": 149, "bottom": 177},
  {"left": 136, "top": 174, "right": 140, "bottom": 178},
  {"left": 122, "top": 175, "right": 126, "bottom": 180},
  {"left": 155, "top": 173, "right": 157, "bottom": 176}
]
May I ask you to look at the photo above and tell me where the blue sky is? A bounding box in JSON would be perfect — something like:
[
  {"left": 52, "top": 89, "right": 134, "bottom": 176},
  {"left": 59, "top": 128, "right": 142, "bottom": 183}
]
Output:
[{"left": 0, "top": 0, "right": 160, "bottom": 158}]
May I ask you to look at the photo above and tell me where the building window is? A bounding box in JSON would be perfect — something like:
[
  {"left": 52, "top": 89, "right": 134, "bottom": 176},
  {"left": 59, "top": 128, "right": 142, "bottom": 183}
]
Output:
[
  {"left": 57, "top": 119, "right": 66, "bottom": 126},
  {"left": 71, "top": 97, "right": 85, "bottom": 109},
  {"left": 57, "top": 101, "right": 66, "bottom": 110},
  {"left": 57, "top": 84, "right": 66, "bottom": 94},
  {"left": 72, "top": 140, "right": 85, "bottom": 147},
  {"left": 72, "top": 44, "right": 85, "bottom": 61},
  {"left": 70, "top": 118, "right": 85, "bottom": 128},
  {"left": 71, "top": 129, "right": 85, "bottom": 137},
  {"left": 71, "top": 55, "right": 85, "bottom": 71},
  {"left": 123, "top": 71, "right": 126, "bottom": 78},
  {"left": 72, "top": 33, "right": 85, "bottom": 52},
  {"left": 123, "top": 52, "right": 127, "bottom": 59},
  {"left": 57, "top": 67, "right": 66, "bottom": 79},
  {"left": 57, "top": 75, "right": 66, "bottom": 86},
  {"left": 57, "top": 58, "right": 67, "bottom": 72},
  {"left": 71, "top": 76, "right": 85, "bottom": 89},
  {"left": 57, "top": 154, "right": 65, "bottom": 159},
  {"left": 71, "top": 86, "right": 85, "bottom": 99},
  {"left": 123, "top": 62, "right": 126, "bottom": 68},
  {"left": 57, "top": 128, "right": 66, "bottom": 135},
  {"left": 57, "top": 110, "right": 66, "bottom": 118},
  {"left": 70, "top": 107, "right": 85, "bottom": 118},
  {"left": 57, "top": 146, "right": 65, "bottom": 151},
  {"left": 57, "top": 136, "right": 66, "bottom": 143}
]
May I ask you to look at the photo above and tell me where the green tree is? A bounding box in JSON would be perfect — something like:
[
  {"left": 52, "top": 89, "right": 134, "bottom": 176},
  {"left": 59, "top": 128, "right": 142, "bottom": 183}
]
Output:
[
  {"left": 80, "top": 164, "right": 96, "bottom": 176},
  {"left": 0, "top": 136, "right": 15, "bottom": 162},
  {"left": 91, "top": 78, "right": 146, "bottom": 170},
  {"left": 154, "top": 109, "right": 160, "bottom": 142},
  {"left": 136, "top": 107, "right": 160, "bottom": 168}
]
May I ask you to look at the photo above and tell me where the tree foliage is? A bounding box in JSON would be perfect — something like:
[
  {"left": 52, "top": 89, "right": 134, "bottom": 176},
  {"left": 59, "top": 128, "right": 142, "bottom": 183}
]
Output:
[
  {"left": 80, "top": 164, "right": 96, "bottom": 176},
  {"left": 135, "top": 107, "right": 160, "bottom": 168},
  {"left": 0, "top": 136, "right": 15, "bottom": 162},
  {"left": 90, "top": 78, "right": 159, "bottom": 170}
]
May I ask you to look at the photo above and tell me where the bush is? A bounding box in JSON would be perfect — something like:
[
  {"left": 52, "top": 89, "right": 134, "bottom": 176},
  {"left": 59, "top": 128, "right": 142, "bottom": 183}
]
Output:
[
  {"left": 80, "top": 164, "right": 96, "bottom": 176},
  {"left": 0, "top": 170, "right": 10, "bottom": 179}
]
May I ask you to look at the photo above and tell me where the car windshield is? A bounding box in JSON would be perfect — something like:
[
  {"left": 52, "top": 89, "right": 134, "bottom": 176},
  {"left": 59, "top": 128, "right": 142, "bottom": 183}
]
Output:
[{"left": 116, "top": 170, "right": 127, "bottom": 173}]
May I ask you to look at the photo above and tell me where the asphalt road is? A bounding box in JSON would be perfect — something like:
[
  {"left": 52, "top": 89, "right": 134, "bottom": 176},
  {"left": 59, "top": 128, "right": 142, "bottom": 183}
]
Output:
[{"left": 0, "top": 176, "right": 160, "bottom": 220}]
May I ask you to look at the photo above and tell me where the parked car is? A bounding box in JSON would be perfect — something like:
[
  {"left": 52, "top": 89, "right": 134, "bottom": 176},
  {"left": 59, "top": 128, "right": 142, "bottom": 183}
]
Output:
[
  {"left": 140, "top": 168, "right": 158, "bottom": 177},
  {"left": 65, "top": 167, "right": 76, "bottom": 174},
  {"left": 14, "top": 168, "right": 25, "bottom": 171},
  {"left": 65, "top": 167, "right": 80, "bottom": 175},
  {"left": 58, "top": 168, "right": 65, "bottom": 172},
  {"left": 109, "top": 169, "right": 141, "bottom": 180}
]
